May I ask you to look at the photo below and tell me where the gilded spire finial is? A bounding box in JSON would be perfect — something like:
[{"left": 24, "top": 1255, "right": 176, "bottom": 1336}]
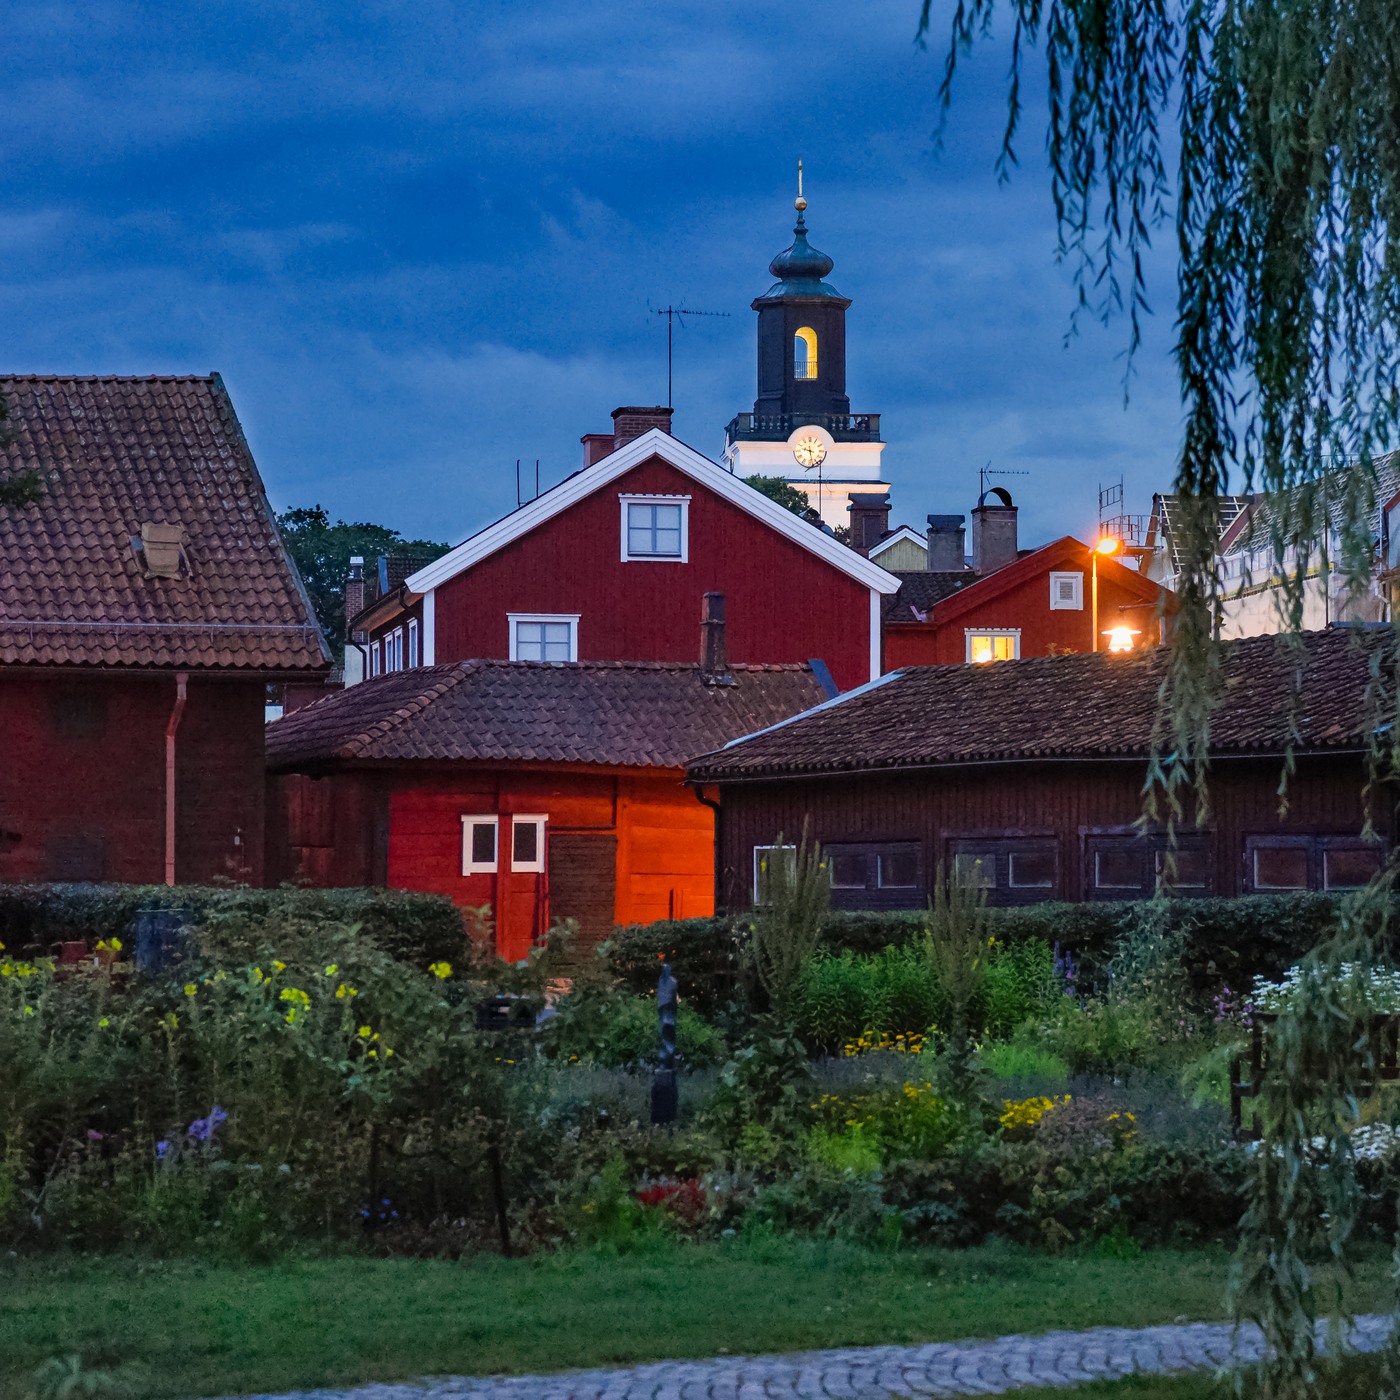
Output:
[{"left": 795, "top": 159, "right": 807, "bottom": 214}]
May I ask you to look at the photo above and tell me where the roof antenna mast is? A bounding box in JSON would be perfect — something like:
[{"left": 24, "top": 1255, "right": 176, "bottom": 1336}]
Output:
[{"left": 651, "top": 304, "right": 729, "bottom": 411}]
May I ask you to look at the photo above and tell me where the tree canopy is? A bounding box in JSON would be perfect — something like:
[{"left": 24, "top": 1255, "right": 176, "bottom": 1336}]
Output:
[{"left": 276, "top": 506, "right": 449, "bottom": 655}]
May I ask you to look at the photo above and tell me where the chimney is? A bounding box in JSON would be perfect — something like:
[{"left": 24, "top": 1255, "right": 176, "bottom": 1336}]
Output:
[
  {"left": 926, "top": 514, "right": 967, "bottom": 571},
  {"left": 847, "top": 493, "right": 891, "bottom": 555},
  {"left": 581, "top": 433, "right": 614, "bottom": 468},
  {"left": 700, "top": 592, "right": 733, "bottom": 684},
  {"left": 345, "top": 556, "right": 365, "bottom": 634},
  {"left": 971, "top": 492, "right": 1019, "bottom": 575},
  {"left": 611, "top": 405, "right": 673, "bottom": 447}
]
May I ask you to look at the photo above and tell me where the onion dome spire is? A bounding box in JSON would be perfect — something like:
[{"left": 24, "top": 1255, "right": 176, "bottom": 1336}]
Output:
[{"left": 761, "top": 161, "right": 843, "bottom": 299}]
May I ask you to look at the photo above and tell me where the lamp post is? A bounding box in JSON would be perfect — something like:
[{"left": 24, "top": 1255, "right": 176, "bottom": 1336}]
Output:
[{"left": 1091, "top": 536, "right": 1122, "bottom": 652}]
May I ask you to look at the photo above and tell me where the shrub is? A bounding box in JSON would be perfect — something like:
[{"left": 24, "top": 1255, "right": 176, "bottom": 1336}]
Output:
[
  {"left": 542, "top": 982, "right": 724, "bottom": 1070},
  {"left": 0, "top": 884, "right": 468, "bottom": 969}
]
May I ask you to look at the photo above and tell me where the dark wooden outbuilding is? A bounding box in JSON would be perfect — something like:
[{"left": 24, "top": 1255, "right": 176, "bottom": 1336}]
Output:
[
  {"left": 687, "top": 629, "right": 1395, "bottom": 910},
  {"left": 0, "top": 375, "right": 330, "bottom": 886}
]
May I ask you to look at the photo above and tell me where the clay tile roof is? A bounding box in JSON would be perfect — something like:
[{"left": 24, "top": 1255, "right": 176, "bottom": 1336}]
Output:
[
  {"left": 881, "top": 570, "right": 977, "bottom": 621},
  {"left": 0, "top": 375, "right": 330, "bottom": 672},
  {"left": 688, "top": 628, "right": 1394, "bottom": 782},
  {"left": 265, "top": 659, "right": 829, "bottom": 772}
]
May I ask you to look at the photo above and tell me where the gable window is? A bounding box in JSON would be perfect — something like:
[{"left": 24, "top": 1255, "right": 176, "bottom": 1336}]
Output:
[
  {"left": 965, "top": 629, "right": 1020, "bottom": 664},
  {"left": 510, "top": 815, "right": 547, "bottom": 873},
  {"left": 370, "top": 639, "right": 382, "bottom": 677},
  {"left": 949, "top": 838, "right": 1061, "bottom": 905},
  {"left": 1086, "top": 833, "right": 1214, "bottom": 900},
  {"left": 1049, "top": 571, "right": 1084, "bottom": 610},
  {"left": 386, "top": 628, "right": 404, "bottom": 673},
  {"left": 461, "top": 816, "right": 499, "bottom": 875},
  {"left": 794, "top": 326, "right": 818, "bottom": 380},
  {"left": 620, "top": 495, "right": 689, "bottom": 562},
  {"left": 822, "top": 841, "right": 925, "bottom": 910},
  {"left": 407, "top": 618, "right": 419, "bottom": 668},
  {"left": 1245, "top": 835, "right": 1384, "bottom": 892},
  {"left": 509, "top": 614, "right": 579, "bottom": 662}
]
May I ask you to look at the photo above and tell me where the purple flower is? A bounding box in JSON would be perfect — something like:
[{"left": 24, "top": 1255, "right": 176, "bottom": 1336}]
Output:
[
  {"left": 86, "top": 1128, "right": 105, "bottom": 1142},
  {"left": 187, "top": 1104, "right": 227, "bottom": 1143},
  {"left": 156, "top": 1140, "right": 170, "bottom": 1159}
]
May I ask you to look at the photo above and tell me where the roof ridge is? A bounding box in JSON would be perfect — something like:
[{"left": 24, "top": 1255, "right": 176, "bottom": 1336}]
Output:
[{"left": 0, "top": 373, "right": 219, "bottom": 383}]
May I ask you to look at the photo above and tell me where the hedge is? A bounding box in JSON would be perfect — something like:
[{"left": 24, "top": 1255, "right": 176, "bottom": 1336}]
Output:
[
  {"left": 605, "top": 893, "right": 1364, "bottom": 1011},
  {"left": 0, "top": 884, "right": 468, "bottom": 968}
]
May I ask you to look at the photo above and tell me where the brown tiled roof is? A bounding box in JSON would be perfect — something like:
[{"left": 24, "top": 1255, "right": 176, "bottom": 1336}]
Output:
[
  {"left": 688, "top": 628, "right": 1393, "bottom": 781},
  {"left": 0, "top": 375, "right": 330, "bottom": 672},
  {"left": 265, "top": 659, "right": 828, "bottom": 771},
  {"left": 882, "top": 570, "right": 977, "bottom": 621}
]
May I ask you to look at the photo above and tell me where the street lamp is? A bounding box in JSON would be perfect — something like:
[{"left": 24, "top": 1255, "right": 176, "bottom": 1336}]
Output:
[{"left": 1091, "top": 535, "right": 1121, "bottom": 653}]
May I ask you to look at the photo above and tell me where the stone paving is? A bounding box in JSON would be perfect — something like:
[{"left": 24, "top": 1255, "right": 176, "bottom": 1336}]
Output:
[{"left": 216, "top": 1315, "right": 1395, "bottom": 1400}]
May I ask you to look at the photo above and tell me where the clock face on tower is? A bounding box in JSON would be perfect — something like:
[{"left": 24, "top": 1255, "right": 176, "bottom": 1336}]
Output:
[{"left": 792, "top": 434, "right": 828, "bottom": 470}]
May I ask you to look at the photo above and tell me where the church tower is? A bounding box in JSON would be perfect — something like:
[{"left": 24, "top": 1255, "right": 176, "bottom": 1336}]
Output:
[{"left": 724, "top": 168, "right": 890, "bottom": 530}]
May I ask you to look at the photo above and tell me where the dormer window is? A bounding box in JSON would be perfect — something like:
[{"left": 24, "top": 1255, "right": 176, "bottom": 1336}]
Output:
[
  {"left": 620, "top": 495, "right": 689, "bottom": 562},
  {"left": 793, "top": 326, "right": 818, "bottom": 380}
]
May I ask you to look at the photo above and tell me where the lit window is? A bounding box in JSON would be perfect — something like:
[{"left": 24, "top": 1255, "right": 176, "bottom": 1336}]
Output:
[
  {"left": 407, "top": 618, "right": 419, "bottom": 668},
  {"left": 509, "top": 615, "right": 578, "bottom": 662},
  {"left": 965, "top": 629, "right": 1020, "bottom": 663},
  {"left": 793, "top": 326, "right": 818, "bottom": 380},
  {"left": 461, "top": 816, "right": 499, "bottom": 875},
  {"left": 510, "top": 815, "right": 547, "bottom": 873},
  {"left": 620, "top": 495, "right": 689, "bottom": 562},
  {"left": 1049, "top": 572, "right": 1084, "bottom": 610}
]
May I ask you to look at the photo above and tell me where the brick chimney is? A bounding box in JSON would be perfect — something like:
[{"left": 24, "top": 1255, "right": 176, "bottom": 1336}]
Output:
[
  {"left": 700, "top": 592, "right": 733, "bottom": 685},
  {"left": 927, "top": 515, "right": 967, "bottom": 571},
  {"left": 847, "top": 493, "right": 891, "bottom": 555},
  {"left": 971, "top": 493, "right": 1019, "bottom": 575},
  {"left": 611, "top": 405, "right": 673, "bottom": 446},
  {"left": 345, "top": 556, "right": 366, "bottom": 635}
]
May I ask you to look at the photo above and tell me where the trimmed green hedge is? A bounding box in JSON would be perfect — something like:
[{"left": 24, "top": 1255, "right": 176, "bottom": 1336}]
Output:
[
  {"left": 605, "top": 893, "right": 1361, "bottom": 1010},
  {"left": 0, "top": 884, "right": 467, "bottom": 968}
]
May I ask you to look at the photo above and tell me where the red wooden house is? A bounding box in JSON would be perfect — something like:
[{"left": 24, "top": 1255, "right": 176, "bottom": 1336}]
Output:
[
  {"left": 347, "top": 409, "right": 899, "bottom": 694},
  {"left": 688, "top": 628, "right": 1391, "bottom": 912},
  {"left": 0, "top": 375, "right": 330, "bottom": 886},
  {"left": 266, "top": 607, "right": 825, "bottom": 959}
]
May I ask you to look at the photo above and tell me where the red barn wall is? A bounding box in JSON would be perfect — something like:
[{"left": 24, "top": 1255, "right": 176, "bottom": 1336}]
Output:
[
  {"left": 429, "top": 456, "right": 876, "bottom": 691},
  {"left": 0, "top": 673, "right": 267, "bottom": 886},
  {"left": 267, "top": 761, "right": 714, "bottom": 960}
]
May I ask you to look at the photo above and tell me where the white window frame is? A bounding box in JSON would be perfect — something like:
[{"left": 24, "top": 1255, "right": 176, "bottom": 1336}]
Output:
[
  {"left": 753, "top": 843, "right": 797, "bottom": 902},
  {"left": 508, "top": 613, "right": 580, "bottom": 662},
  {"left": 964, "top": 628, "right": 1021, "bottom": 663},
  {"left": 461, "top": 815, "right": 500, "bottom": 875},
  {"left": 509, "top": 814, "right": 548, "bottom": 873},
  {"left": 407, "top": 617, "right": 419, "bottom": 668},
  {"left": 370, "top": 639, "right": 382, "bottom": 676},
  {"left": 387, "top": 627, "right": 404, "bottom": 672},
  {"left": 620, "top": 494, "right": 690, "bottom": 563},
  {"left": 1049, "top": 571, "right": 1084, "bottom": 611}
]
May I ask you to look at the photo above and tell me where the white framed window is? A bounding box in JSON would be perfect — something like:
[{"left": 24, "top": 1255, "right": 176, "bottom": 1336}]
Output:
[
  {"left": 407, "top": 618, "right": 419, "bottom": 668},
  {"left": 510, "top": 815, "right": 547, "bottom": 873},
  {"left": 1049, "top": 571, "right": 1084, "bottom": 610},
  {"left": 461, "top": 816, "right": 499, "bottom": 875},
  {"left": 752, "top": 843, "right": 797, "bottom": 903},
  {"left": 386, "top": 628, "right": 404, "bottom": 672},
  {"left": 965, "top": 629, "right": 1020, "bottom": 663},
  {"left": 620, "top": 494, "right": 689, "bottom": 562},
  {"left": 370, "top": 639, "right": 382, "bottom": 676},
  {"left": 509, "top": 614, "right": 579, "bottom": 662}
]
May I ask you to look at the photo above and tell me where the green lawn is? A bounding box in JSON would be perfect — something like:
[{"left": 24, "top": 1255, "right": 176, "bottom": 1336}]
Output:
[{"left": 3, "top": 1241, "right": 1392, "bottom": 1400}]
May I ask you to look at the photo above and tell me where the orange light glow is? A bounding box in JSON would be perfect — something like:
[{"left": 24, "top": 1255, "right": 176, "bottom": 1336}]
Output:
[
  {"left": 1094, "top": 536, "right": 1122, "bottom": 556},
  {"left": 972, "top": 647, "right": 994, "bottom": 663},
  {"left": 1104, "top": 626, "right": 1139, "bottom": 652}
]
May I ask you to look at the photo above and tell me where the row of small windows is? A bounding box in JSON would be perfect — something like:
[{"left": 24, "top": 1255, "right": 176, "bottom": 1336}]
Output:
[
  {"left": 754, "top": 834, "right": 1385, "bottom": 907},
  {"left": 369, "top": 619, "right": 420, "bottom": 677}
]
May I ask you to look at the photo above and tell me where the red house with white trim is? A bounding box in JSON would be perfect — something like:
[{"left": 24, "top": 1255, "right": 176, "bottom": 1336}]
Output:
[{"left": 349, "top": 414, "right": 899, "bottom": 694}]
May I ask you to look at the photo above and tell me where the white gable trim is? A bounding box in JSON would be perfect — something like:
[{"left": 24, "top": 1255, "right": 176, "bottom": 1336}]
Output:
[
  {"left": 868, "top": 525, "right": 927, "bottom": 561},
  {"left": 407, "top": 429, "right": 901, "bottom": 595}
]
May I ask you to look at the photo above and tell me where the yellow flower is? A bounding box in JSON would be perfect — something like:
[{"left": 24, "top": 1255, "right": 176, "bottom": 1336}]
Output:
[
  {"left": 428, "top": 961, "right": 453, "bottom": 980},
  {"left": 335, "top": 983, "right": 358, "bottom": 1000},
  {"left": 323, "top": 964, "right": 338, "bottom": 977},
  {"left": 358, "top": 1025, "right": 374, "bottom": 1039},
  {"left": 273, "top": 960, "right": 286, "bottom": 973},
  {"left": 22, "top": 1005, "right": 35, "bottom": 1017},
  {"left": 98, "top": 1017, "right": 111, "bottom": 1028},
  {"left": 184, "top": 983, "right": 198, "bottom": 997}
]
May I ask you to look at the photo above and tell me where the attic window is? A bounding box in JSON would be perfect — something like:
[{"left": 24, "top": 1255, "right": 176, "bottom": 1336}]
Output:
[{"left": 137, "top": 523, "right": 188, "bottom": 579}]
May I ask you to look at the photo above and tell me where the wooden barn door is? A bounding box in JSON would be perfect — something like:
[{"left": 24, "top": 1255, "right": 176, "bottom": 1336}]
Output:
[{"left": 548, "top": 832, "right": 618, "bottom": 953}]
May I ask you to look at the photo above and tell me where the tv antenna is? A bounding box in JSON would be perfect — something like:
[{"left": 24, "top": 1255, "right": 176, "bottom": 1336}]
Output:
[
  {"left": 514, "top": 458, "right": 540, "bottom": 508},
  {"left": 651, "top": 304, "right": 729, "bottom": 409},
  {"left": 979, "top": 463, "right": 1030, "bottom": 500}
]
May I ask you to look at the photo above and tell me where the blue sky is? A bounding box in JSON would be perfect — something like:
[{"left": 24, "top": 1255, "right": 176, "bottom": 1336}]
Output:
[{"left": 4, "top": 0, "right": 1185, "bottom": 547}]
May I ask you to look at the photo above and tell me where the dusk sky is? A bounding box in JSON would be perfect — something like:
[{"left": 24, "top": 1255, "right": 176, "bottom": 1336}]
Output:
[{"left": 6, "top": 0, "right": 1186, "bottom": 549}]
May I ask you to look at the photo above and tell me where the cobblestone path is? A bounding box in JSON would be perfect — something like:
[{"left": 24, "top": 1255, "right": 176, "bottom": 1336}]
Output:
[{"left": 218, "top": 1315, "right": 1394, "bottom": 1400}]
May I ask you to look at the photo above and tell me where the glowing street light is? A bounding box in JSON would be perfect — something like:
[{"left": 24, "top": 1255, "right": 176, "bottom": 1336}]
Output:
[
  {"left": 1104, "top": 625, "right": 1140, "bottom": 653},
  {"left": 1091, "top": 535, "right": 1121, "bottom": 652}
]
